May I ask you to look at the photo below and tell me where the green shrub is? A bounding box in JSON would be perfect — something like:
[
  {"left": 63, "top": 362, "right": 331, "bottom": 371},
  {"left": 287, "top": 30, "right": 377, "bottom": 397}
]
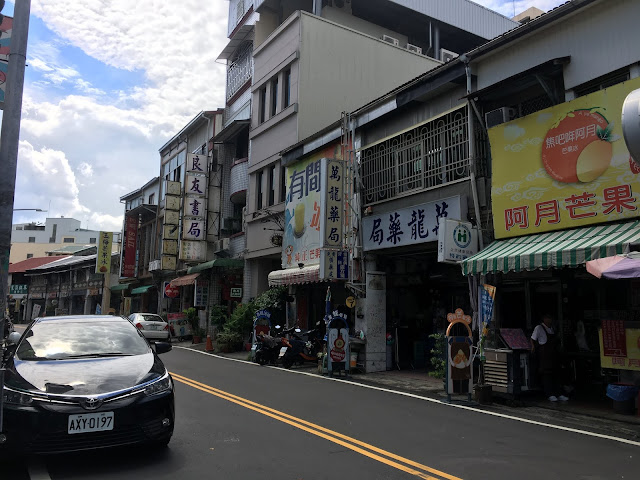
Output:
[
  {"left": 429, "top": 333, "right": 447, "bottom": 379},
  {"left": 210, "top": 305, "right": 228, "bottom": 328}
]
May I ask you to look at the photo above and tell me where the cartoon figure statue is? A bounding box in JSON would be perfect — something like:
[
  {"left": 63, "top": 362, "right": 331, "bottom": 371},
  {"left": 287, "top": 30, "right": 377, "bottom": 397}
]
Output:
[{"left": 445, "top": 308, "right": 473, "bottom": 399}]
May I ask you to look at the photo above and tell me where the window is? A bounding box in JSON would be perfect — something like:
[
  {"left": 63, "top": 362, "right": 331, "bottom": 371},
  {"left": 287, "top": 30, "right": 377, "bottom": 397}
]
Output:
[
  {"left": 63, "top": 238, "right": 74, "bottom": 243},
  {"left": 16, "top": 226, "right": 22, "bottom": 230},
  {"left": 259, "top": 86, "right": 267, "bottom": 124},
  {"left": 28, "top": 236, "right": 35, "bottom": 243},
  {"left": 26, "top": 253, "right": 33, "bottom": 259},
  {"left": 256, "top": 171, "right": 264, "bottom": 210},
  {"left": 280, "top": 165, "right": 287, "bottom": 203},
  {"left": 268, "top": 165, "right": 276, "bottom": 206},
  {"left": 271, "top": 78, "right": 279, "bottom": 117},
  {"left": 148, "top": 193, "right": 155, "bottom": 205},
  {"left": 284, "top": 69, "right": 291, "bottom": 108},
  {"left": 89, "top": 237, "right": 96, "bottom": 243}
]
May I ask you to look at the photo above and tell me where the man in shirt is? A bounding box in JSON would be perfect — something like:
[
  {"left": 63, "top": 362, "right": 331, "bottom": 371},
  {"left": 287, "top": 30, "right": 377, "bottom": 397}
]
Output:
[{"left": 530, "top": 314, "right": 568, "bottom": 402}]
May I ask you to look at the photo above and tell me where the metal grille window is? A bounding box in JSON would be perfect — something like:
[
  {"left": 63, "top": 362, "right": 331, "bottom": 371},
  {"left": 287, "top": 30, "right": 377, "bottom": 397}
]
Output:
[
  {"left": 227, "top": 43, "right": 252, "bottom": 101},
  {"left": 361, "top": 107, "right": 469, "bottom": 205}
]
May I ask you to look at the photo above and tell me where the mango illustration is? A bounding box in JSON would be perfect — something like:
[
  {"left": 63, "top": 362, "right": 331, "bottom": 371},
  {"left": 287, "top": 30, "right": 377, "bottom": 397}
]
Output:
[{"left": 542, "top": 110, "right": 615, "bottom": 183}]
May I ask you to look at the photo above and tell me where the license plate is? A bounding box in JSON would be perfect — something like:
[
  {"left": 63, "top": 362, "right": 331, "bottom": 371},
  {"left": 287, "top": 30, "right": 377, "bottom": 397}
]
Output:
[
  {"left": 68, "top": 412, "right": 114, "bottom": 434},
  {"left": 149, "top": 325, "right": 159, "bottom": 330},
  {"left": 279, "top": 347, "right": 288, "bottom": 358}
]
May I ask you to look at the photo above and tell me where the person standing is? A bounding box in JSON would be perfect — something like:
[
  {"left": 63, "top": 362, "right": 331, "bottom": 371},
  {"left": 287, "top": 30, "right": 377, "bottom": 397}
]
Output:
[{"left": 530, "top": 314, "right": 569, "bottom": 402}]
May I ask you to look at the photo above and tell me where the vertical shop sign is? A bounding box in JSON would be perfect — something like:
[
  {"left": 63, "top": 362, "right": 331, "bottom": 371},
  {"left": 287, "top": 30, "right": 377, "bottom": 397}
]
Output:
[
  {"left": 181, "top": 154, "right": 208, "bottom": 261},
  {"left": 123, "top": 297, "right": 132, "bottom": 316},
  {"left": 95, "top": 232, "right": 113, "bottom": 274},
  {"left": 480, "top": 284, "right": 496, "bottom": 326},
  {"left": 162, "top": 180, "right": 181, "bottom": 270},
  {"left": 602, "top": 319, "right": 627, "bottom": 357},
  {"left": 319, "top": 250, "right": 349, "bottom": 280},
  {"left": 437, "top": 219, "right": 478, "bottom": 263},
  {"left": 320, "top": 158, "right": 344, "bottom": 249},
  {"left": 122, "top": 215, "right": 138, "bottom": 277},
  {"left": 194, "top": 281, "right": 209, "bottom": 307}
]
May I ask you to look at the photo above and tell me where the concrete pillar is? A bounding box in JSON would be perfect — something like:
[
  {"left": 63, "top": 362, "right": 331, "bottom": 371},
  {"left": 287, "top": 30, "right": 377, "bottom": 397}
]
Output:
[
  {"left": 84, "top": 293, "right": 91, "bottom": 315},
  {"left": 433, "top": 23, "right": 441, "bottom": 60},
  {"left": 364, "top": 267, "right": 387, "bottom": 373}
]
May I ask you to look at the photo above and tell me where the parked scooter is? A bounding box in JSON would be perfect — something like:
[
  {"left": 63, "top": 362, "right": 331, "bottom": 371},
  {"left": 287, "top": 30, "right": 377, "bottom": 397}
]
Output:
[
  {"left": 254, "top": 325, "right": 285, "bottom": 366},
  {"left": 280, "top": 324, "right": 324, "bottom": 369}
]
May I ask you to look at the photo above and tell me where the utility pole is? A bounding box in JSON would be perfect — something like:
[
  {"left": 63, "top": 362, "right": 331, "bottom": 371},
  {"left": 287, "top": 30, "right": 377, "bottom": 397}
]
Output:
[{"left": 0, "top": 0, "right": 32, "bottom": 435}]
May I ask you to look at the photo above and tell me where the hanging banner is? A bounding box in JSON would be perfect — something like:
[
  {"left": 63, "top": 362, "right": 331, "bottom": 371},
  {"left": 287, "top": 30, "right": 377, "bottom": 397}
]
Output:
[
  {"left": 480, "top": 284, "right": 496, "bottom": 327},
  {"left": 490, "top": 76, "right": 640, "bottom": 239},
  {"left": 0, "top": 15, "right": 13, "bottom": 108},
  {"left": 95, "top": 232, "right": 113, "bottom": 274},
  {"left": 601, "top": 319, "right": 627, "bottom": 357},
  {"left": 283, "top": 143, "right": 344, "bottom": 269},
  {"left": 122, "top": 215, "right": 138, "bottom": 277}
]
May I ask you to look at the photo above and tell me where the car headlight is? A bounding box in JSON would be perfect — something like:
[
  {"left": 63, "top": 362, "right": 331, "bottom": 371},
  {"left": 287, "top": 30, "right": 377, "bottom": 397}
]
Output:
[
  {"left": 3, "top": 386, "right": 34, "bottom": 405},
  {"left": 144, "top": 374, "right": 172, "bottom": 396}
]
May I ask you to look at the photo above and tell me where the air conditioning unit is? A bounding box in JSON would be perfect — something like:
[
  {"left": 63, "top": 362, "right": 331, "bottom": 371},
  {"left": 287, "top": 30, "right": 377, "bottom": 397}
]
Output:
[
  {"left": 485, "top": 107, "right": 517, "bottom": 129},
  {"left": 215, "top": 238, "right": 230, "bottom": 253},
  {"left": 381, "top": 35, "right": 399, "bottom": 47},
  {"left": 406, "top": 44, "right": 422, "bottom": 55},
  {"left": 440, "top": 48, "right": 458, "bottom": 63}
]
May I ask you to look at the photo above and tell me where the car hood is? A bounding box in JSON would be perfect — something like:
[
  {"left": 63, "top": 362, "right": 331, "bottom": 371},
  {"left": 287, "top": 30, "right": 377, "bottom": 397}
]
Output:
[{"left": 6, "top": 353, "right": 165, "bottom": 396}]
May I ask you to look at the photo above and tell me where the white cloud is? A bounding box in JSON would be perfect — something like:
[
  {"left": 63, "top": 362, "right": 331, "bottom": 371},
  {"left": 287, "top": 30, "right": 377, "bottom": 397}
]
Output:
[
  {"left": 473, "top": 1, "right": 565, "bottom": 18},
  {"left": 14, "top": 0, "right": 229, "bottom": 232}
]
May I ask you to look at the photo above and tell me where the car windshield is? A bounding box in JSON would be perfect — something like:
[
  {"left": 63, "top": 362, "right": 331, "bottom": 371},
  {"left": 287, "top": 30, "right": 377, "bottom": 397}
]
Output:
[
  {"left": 140, "top": 314, "right": 165, "bottom": 322},
  {"left": 15, "top": 320, "right": 151, "bottom": 361}
]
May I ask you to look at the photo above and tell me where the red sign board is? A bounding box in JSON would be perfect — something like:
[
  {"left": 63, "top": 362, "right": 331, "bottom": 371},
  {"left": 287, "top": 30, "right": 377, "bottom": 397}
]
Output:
[
  {"left": 122, "top": 216, "right": 138, "bottom": 277},
  {"left": 164, "top": 282, "right": 180, "bottom": 298},
  {"left": 602, "top": 319, "right": 627, "bottom": 357}
]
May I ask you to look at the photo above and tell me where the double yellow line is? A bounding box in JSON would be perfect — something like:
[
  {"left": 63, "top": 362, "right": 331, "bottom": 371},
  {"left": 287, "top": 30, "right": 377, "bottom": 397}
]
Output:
[{"left": 171, "top": 372, "right": 462, "bottom": 480}]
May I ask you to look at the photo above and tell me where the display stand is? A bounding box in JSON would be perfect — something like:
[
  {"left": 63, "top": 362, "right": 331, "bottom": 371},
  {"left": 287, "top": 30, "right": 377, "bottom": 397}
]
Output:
[
  {"left": 327, "top": 311, "right": 350, "bottom": 377},
  {"left": 445, "top": 309, "right": 473, "bottom": 402}
]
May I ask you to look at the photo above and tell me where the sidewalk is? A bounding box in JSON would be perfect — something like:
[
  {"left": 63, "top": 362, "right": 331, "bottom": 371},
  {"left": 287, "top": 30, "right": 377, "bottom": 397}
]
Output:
[{"left": 176, "top": 339, "right": 640, "bottom": 442}]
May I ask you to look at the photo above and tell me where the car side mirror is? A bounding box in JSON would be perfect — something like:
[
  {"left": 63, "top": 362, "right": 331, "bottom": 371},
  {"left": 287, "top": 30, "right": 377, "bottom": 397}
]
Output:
[
  {"left": 7, "top": 331, "right": 21, "bottom": 346},
  {"left": 154, "top": 342, "right": 173, "bottom": 354}
]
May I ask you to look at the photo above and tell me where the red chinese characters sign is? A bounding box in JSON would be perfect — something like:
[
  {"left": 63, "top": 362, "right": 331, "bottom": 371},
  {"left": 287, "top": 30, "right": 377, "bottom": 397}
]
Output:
[
  {"left": 122, "top": 215, "right": 138, "bottom": 277},
  {"left": 601, "top": 319, "right": 627, "bottom": 357}
]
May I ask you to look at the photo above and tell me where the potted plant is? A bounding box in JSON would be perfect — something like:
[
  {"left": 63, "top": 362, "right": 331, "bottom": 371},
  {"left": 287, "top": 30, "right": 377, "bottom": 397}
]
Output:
[
  {"left": 184, "top": 307, "right": 202, "bottom": 343},
  {"left": 215, "top": 330, "right": 243, "bottom": 353}
]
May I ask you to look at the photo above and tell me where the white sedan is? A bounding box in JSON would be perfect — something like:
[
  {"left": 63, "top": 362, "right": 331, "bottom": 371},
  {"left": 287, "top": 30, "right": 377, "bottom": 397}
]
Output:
[{"left": 128, "top": 313, "right": 171, "bottom": 341}]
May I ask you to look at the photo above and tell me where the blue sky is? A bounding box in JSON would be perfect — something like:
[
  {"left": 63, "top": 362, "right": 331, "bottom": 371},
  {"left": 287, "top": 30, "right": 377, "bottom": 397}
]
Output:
[{"left": 8, "top": 0, "right": 565, "bottom": 232}]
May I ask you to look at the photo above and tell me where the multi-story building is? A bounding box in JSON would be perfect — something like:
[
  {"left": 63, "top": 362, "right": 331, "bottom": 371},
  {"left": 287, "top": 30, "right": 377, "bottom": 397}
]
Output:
[
  {"left": 151, "top": 110, "right": 244, "bottom": 331},
  {"left": 10, "top": 217, "right": 121, "bottom": 263},
  {"left": 234, "top": 0, "right": 517, "bottom": 302},
  {"left": 117, "top": 177, "right": 160, "bottom": 314}
]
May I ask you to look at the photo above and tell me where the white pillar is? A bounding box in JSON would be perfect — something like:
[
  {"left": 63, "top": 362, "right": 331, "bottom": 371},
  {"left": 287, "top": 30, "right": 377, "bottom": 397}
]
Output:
[{"left": 364, "top": 270, "right": 387, "bottom": 373}]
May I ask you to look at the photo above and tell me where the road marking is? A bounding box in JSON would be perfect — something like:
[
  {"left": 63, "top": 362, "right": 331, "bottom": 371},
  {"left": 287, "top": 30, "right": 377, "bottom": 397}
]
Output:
[
  {"left": 171, "top": 372, "right": 461, "bottom": 480},
  {"left": 176, "top": 347, "right": 640, "bottom": 447}
]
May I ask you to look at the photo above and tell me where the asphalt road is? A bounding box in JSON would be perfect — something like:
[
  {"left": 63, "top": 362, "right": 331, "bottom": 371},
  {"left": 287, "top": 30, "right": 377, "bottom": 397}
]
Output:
[{"left": 1, "top": 345, "right": 639, "bottom": 479}]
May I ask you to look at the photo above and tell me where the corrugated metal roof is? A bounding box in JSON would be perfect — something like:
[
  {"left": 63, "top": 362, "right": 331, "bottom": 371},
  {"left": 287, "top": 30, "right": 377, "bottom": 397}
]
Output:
[
  {"left": 9, "top": 256, "right": 63, "bottom": 274},
  {"left": 26, "top": 252, "right": 119, "bottom": 272},
  {"left": 388, "top": 0, "right": 518, "bottom": 40}
]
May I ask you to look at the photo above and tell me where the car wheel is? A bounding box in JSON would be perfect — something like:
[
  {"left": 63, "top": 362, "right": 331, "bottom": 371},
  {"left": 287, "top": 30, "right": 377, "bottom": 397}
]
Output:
[{"left": 151, "top": 435, "right": 172, "bottom": 448}]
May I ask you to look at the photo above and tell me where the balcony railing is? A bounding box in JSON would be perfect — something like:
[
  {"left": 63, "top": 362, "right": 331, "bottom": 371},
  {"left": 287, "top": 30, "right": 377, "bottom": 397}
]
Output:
[
  {"left": 226, "top": 42, "right": 252, "bottom": 102},
  {"left": 361, "top": 107, "right": 475, "bottom": 205},
  {"left": 230, "top": 158, "right": 249, "bottom": 204}
]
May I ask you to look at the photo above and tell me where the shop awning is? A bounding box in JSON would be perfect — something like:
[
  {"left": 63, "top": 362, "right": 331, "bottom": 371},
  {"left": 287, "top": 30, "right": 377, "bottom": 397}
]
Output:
[
  {"left": 130, "top": 285, "right": 155, "bottom": 295},
  {"left": 169, "top": 273, "right": 200, "bottom": 287},
  {"left": 110, "top": 284, "right": 130, "bottom": 292},
  {"left": 268, "top": 265, "right": 321, "bottom": 287},
  {"left": 187, "top": 258, "right": 244, "bottom": 274},
  {"left": 461, "top": 221, "right": 640, "bottom": 276}
]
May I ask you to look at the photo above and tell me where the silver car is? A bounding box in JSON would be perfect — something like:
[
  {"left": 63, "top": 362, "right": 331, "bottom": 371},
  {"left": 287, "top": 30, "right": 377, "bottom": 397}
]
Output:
[{"left": 128, "top": 313, "right": 170, "bottom": 342}]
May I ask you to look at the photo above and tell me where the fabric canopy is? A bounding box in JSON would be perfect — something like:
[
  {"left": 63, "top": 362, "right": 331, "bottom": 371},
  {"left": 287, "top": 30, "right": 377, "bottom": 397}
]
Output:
[
  {"left": 169, "top": 273, "right": 200, "bottom": 287},
  {"left": 110, "top": 284, "right": 130, "bottom": 292},
  {"left": 187, "top": 258, "right": 244, "bottom": 274},
  {"left": 461, "top": 221, "right": 640, "bottom": 276},
  {"left": 586, "top": 252, "right": 640, "bottom": 279},
  {"left": 268, "top": 265, "right": 321, "bottom": 286},
  {"left": 130, "top": 285, "right": 155, "bottom": 295}
]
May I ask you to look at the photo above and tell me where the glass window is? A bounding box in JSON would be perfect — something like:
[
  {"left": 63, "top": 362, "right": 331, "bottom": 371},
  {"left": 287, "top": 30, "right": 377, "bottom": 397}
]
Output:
[
  {"left": 280, "top": 165, "right": 287, "bottom": 203},
  {"left": 26, "top": 253, "right": 33, "bottom": 259},
  {"left": 259, "top": 86, "right": 267, "bottom": 123},
  {"left": 148, "top": 193, "right": 155, "bottom": 204},
  {"left": 16, "top": 320, "right": 150, "bottom": 360},
  {"left": 257, "top": 170, "right": 264, "bottom": 210},
  {"left": 90, "top": 237, "right": 96, "bottom": 243},
  {"left": 63, "top": 238, "right": 74, "bottom": 243},
  {"left": 284, "top": 69, "right": 291, "bottom": 108},
  {"left": 28, "top": 237, "right": 36, "bottom": 243},
  {"left": 271, "top": 77, "right": 279, "bottom": 117},
  {"left": 268, "top": 165, "right": 276, "bottom": 206}
]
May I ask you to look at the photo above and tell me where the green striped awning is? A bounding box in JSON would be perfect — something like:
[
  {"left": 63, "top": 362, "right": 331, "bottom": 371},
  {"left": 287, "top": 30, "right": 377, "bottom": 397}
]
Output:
[
  {"left": 461, "top": 221, "right": 640, "bottom": 276},
  {"left": 131, "top": 285, "right": 155, "bottom": 295}
]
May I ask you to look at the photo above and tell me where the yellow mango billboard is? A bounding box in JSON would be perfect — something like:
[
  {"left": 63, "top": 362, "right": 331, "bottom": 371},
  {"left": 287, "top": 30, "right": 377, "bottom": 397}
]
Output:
[{"left": 490, "top": 77, "right": 640, "bottom": 239}]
